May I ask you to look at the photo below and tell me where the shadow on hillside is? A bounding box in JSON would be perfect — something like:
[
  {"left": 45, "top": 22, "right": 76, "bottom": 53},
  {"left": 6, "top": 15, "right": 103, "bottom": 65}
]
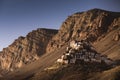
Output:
[{"left": 25, "top": 59, "right": 120, "bottom": 80}]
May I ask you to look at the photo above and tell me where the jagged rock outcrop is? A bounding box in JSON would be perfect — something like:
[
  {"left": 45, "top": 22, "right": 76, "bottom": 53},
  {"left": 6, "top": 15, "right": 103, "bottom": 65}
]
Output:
[
  {"left": 0, "top": 28, "right": 58, "bottom": 71},
  {"left": 0, "top": 8, "right": 120, "bottom": 80},
  {"left": 113, "top": 30, "right": 120, "bottom": 41},
  {"left": 46, "top": 8, "right": 120, "bottom": 53}
]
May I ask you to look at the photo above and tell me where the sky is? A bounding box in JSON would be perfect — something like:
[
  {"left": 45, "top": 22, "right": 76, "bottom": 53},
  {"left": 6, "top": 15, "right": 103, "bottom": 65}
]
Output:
[{"left": 0, "top": 0, "right": 120, "bottom": 51}]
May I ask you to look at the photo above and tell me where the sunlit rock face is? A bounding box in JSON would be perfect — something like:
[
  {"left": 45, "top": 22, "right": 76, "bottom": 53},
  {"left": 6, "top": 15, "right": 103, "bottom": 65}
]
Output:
[
  {"left": 0, "top": 28, "right": 58, "bottom": 71},
  {"left": 46, "top": 9, "right": 120, "bottom": 53},
  {"left": 0, "top": 8, "right": 120, "bottom": 74}
]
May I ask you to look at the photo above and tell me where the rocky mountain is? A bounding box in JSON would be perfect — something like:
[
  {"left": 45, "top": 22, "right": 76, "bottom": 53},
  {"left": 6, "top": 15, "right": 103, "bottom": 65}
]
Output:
[
  {"left": 47, "top": 8, "right": 120, "bottom": 53},
  {"left": 26, "top": 38, "right": 120, "bottom": 80},
  {"left": 0, "top": 28, "right": 58, "bottom": 71},
  {"left": 0, "top": 8, "right": 120, "bottom": 80}
]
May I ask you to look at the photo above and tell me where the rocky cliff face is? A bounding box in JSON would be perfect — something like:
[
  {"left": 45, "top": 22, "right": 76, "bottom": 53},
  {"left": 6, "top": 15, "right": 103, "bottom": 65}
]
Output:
[
  {"left": 0, "top": 28, "right": 58, "bottom": 71},
  {"left": 0, "top": 9, "right": 120, "bottom": 80},
  {"left": 46, "top": 9, "right": 120, "bottom": 53},
  {"left": 0, "top": 8, "right": 120, "bottom": 75}
]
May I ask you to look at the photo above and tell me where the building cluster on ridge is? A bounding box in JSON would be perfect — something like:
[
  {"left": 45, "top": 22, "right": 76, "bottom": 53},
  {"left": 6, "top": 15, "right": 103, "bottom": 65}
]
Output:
[{"left": 57, "top": 40, "right": 113, "bottom": 65}]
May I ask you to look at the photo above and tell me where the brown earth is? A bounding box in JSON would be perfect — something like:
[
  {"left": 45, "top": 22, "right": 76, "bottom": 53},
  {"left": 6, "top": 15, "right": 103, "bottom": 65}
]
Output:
[
  {"left": 0, "top": 28, "right": 58, "bottom": 71},
  {"left": 0, "top": 8, "right": 120, "bottom": 80}
]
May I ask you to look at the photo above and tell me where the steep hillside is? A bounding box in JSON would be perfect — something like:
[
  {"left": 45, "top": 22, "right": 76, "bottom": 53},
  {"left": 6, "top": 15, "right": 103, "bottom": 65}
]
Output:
[
  {"left": 28, "top": 9, "right": 120, "bottom": 80},
  {"left": 90, "top": 66, "right": 120, "bottom": 80},
  {"left": 0, "top": 28, "right": 58, "bottom": 71},
  {"left": 93, "top": 27, "right": 120, "bottom": 60},
  {"left": 0, "top": 8, "right": 120, "bottom": 80},
  {"left": 47, "top": 8, "right": 120, "bottom": 53},
  {"left": 4, "top": 44, "right": 68, "bottom": 80},
  {"left": 26, "top": 64, "right": 120, "bottom": 80},
  {"left": 24, "top": 39, "right": 120, "bottom": 80}
]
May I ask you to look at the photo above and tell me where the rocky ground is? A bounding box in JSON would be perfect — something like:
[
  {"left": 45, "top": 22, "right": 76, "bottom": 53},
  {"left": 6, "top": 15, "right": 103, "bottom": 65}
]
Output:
[{"left": 0, "top": 8, "right": 120, "bottom": 80}]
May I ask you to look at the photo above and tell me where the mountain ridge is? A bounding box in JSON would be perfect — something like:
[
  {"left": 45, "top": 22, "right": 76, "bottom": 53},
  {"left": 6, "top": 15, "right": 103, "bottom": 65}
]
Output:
[
  {"left": 0, "top": 28, "right": 58, "bottom": 72},
  {"left": 46, "top": 8, "right": 120, "bottom": 53},
  {"left": 0, "top": 8, "right": 120, "bottom": 80}
]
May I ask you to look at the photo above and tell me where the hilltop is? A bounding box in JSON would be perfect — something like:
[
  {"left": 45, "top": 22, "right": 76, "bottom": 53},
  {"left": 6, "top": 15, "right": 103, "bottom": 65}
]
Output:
[{"left": 0, "top": 8, "right": 120, "bottom": 80}]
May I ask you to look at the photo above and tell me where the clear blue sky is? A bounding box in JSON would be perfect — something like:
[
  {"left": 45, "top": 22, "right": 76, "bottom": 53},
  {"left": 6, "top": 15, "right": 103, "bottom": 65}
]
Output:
[{"left": 0, "top": 0, "right": 120, "bottom": 51}]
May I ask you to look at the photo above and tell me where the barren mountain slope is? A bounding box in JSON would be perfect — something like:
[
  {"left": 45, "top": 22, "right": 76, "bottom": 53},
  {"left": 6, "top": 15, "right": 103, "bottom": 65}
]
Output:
[
  {"left": 93, "top": 27, "right": 120, "bottom": 60},
  {"left": 25, "top": 64, "right": 120, "bottom": 80},
  {"left": 28, "top": 9, "right": 120, "bottom": 80},
  {"left": 0, "top": 9, "right": 120, "bottom": 80},
  {"left": 47, "top": 9, "right": 120, "bottom": 53},
  {"left": 4, "top": 44, "right": 68, "bottom": 80},
  {"left": 0, "top": 28, "right": 58, "bottom": 72}
]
